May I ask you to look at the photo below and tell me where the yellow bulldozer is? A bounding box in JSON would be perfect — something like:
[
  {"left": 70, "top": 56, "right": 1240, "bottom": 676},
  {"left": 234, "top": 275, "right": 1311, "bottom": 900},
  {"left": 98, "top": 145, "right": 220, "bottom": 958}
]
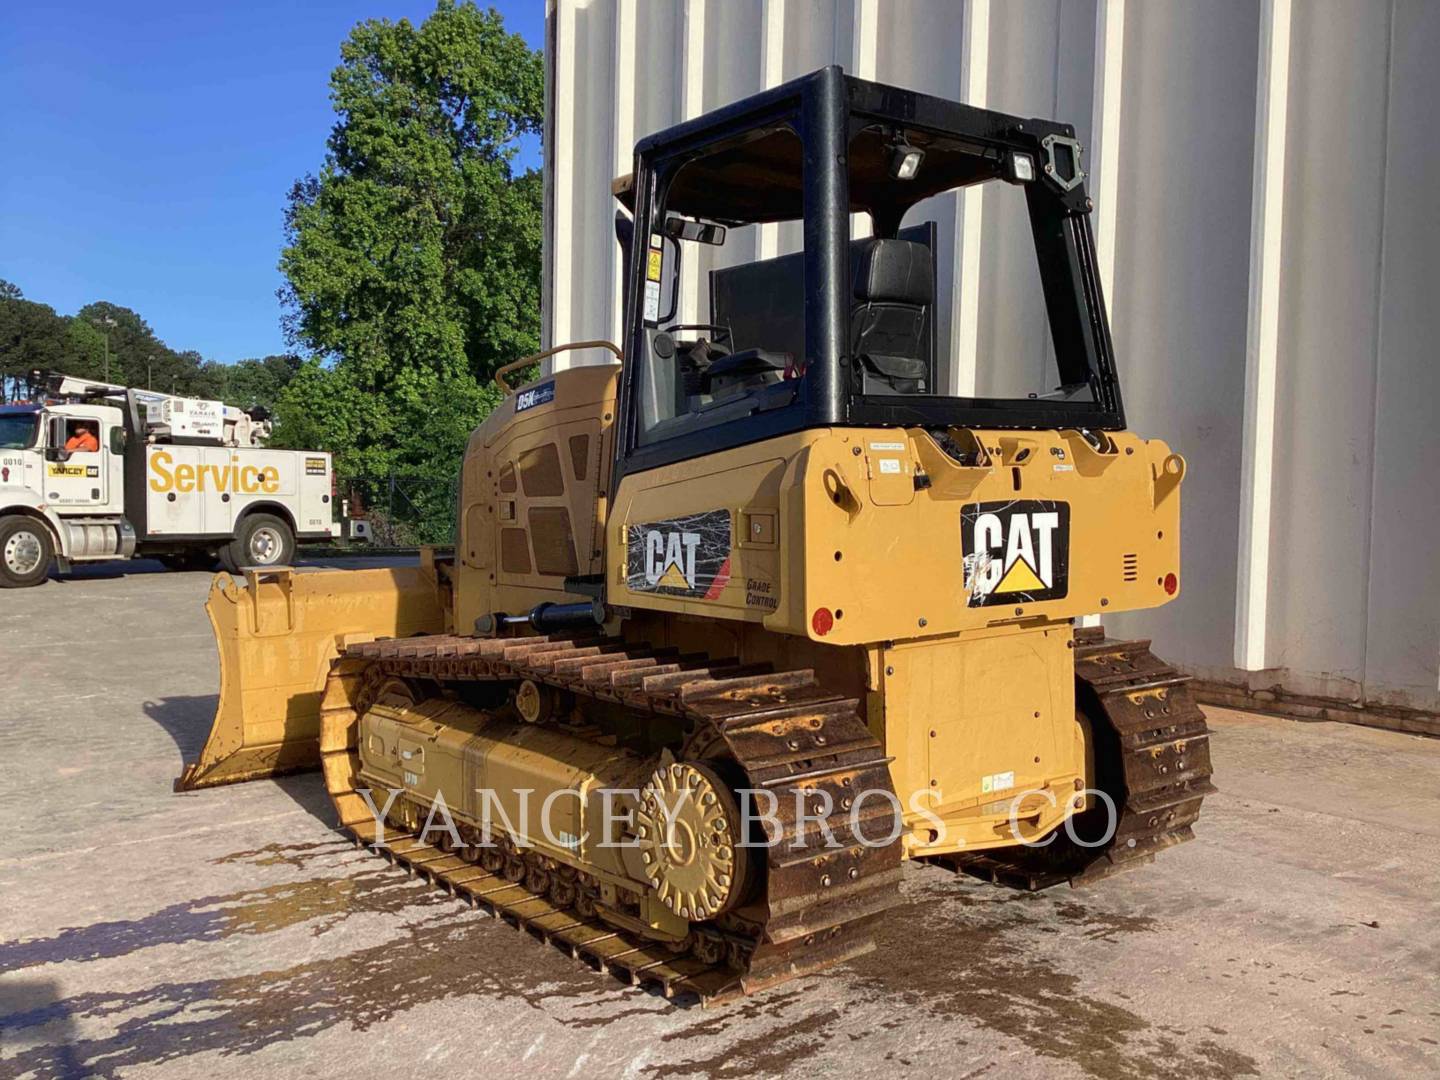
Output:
[{"left": 180, "top": 68, "right": 1213, "bottom": 1002}]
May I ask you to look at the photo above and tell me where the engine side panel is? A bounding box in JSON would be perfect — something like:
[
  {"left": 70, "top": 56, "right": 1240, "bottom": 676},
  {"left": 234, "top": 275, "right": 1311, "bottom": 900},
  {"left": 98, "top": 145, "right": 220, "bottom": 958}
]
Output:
[{"left": 455, "top": 364, "right": 620, "bottom": 632}]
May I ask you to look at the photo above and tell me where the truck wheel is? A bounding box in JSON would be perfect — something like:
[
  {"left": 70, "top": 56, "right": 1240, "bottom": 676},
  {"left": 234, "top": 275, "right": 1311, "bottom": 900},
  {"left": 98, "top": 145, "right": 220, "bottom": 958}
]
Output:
[
  {"left": 0, "top": 516, "right": 55, "bottom": 588},
  {"left": 223, "top": 514, "right": 294, "bottom": 573}
]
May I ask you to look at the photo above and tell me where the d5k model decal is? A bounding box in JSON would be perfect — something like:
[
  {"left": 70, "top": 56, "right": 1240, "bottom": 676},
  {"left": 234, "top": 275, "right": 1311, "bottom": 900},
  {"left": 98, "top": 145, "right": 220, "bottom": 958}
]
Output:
[
  {"left": 961, "top": 500, "right": 1070, "bottom": 606},
  {"left": 626, "top": 509, "right": 732, "bottom": 599}
]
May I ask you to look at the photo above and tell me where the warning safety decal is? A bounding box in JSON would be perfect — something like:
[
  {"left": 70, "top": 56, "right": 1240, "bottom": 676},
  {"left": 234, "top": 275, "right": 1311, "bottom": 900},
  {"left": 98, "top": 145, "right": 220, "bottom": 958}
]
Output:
[
  {"left": 642, "top": 232, "right": 664, "bottom": 324},
  {"left": 961, "top": 500, "right": 1070, "bottom": 607},
  {"left": 625, "top": 509, "right": 732, "bottom": 600}
]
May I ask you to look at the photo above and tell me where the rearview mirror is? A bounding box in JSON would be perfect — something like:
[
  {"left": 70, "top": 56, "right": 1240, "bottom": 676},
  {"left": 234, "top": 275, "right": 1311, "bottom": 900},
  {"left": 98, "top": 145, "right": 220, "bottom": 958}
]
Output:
[
  {"left": 663, "top": 214, "right": 727, "bottom": 246},
  {"left": 44, "top": 416, "right": 70, "bottom": 462}
]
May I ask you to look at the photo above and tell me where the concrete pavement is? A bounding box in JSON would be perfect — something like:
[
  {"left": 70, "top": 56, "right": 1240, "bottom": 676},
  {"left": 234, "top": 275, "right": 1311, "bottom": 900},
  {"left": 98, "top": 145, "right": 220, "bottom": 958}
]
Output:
[{"left": 2, "top": 559, "right": 1437, "bottom": 1078}]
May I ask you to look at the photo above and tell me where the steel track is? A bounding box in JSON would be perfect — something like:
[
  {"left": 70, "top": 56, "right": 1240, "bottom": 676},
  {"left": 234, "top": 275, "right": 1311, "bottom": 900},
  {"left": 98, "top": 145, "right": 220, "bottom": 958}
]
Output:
[
  {"left": 317, "top": 625, "right": 1213, "bottom": 1000},
  {"left": 318, "top": 632, "right": 905, "bottom": 1003}
]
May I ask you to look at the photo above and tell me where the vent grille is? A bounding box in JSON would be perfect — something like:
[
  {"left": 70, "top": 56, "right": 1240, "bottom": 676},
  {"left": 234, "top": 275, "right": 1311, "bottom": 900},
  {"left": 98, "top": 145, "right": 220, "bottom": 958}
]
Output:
[
  {"left": 528, "top": 506, "right": 579, "bottom": 577},
  {"left": 500, "top": 527, "right": 532, "bottom": 574},
  {"left": 518, "top": 442, "right": 565, "bottom": 497},
  {"left": 1122, "top": 553, "right": 1139, "bottom": 582}
]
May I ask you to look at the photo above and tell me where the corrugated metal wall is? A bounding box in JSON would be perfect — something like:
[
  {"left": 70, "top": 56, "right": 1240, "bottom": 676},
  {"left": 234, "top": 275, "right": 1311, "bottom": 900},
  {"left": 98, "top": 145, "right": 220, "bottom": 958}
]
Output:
[{"left": 541, "top": 0, "right": 1440, "bottom": 721}]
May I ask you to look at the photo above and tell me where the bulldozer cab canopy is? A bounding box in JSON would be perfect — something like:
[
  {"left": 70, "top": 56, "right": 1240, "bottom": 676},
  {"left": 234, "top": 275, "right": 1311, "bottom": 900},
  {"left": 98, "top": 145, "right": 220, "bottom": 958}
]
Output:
[
  {"left": 613, "top": 66, "right": 1122, "bottom": 484},
  {"left": 614, "top": 108, "right": 1026, "bottom": 228}
]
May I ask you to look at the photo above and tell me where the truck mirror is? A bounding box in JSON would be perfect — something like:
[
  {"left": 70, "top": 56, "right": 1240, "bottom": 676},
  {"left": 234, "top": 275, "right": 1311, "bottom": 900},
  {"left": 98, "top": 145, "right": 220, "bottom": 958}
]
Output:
[
  {"left": 663, "top": 214, "right": 727, "bottom": 246},
  {"left": 44, "top": 416, "right": 70, "bottom": 462}
]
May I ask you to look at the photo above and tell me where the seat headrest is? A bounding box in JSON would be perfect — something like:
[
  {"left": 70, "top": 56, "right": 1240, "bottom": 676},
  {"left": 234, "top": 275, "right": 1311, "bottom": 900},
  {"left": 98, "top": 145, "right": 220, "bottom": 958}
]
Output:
[{"left": 854, "top": 239, "right": 934, "bottom": 306}]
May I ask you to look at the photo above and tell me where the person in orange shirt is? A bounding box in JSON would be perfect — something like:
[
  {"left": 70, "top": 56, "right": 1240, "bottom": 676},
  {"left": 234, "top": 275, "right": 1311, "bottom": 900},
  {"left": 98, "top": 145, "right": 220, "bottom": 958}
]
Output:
[{"left": 64, "top": 422, "right": 100, "bottom": 453}]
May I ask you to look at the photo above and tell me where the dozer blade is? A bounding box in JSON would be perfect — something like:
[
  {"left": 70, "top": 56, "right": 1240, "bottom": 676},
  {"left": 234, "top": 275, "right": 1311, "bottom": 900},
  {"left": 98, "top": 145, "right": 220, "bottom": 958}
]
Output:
[{"left": 176, "top": 564, "right": 447, "bottom": 790}]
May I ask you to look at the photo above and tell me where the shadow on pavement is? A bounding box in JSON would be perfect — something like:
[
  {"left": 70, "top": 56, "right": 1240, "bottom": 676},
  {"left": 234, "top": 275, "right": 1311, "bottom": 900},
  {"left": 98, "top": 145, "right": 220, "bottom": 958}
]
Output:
[
  {"left": 142, "top": 695, "right": 217, "bottom": 765},
  {"left": 0, "top": 862, "right": 442, "bottom": 973},
  {"left": 47, "top": 558, "right": 173, "bottom": 583},
  {"left": 143, "top": 695, "right": 333, "bottom": 828},
  {"left": 0, "top": 978, "right": 85, "bottom": 1080},
  {"left": 270, "top": 771, "right": 340, "bottom": 826},
  {"left": 0, "top": 912, "right": 610, "bottom": 1079}
]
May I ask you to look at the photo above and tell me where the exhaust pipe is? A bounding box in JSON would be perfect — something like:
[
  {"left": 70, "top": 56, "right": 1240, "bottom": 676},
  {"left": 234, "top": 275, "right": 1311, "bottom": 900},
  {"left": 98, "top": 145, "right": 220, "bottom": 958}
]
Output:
[{"left": 475, "top": 598, "right": 606, "bottom": 635}]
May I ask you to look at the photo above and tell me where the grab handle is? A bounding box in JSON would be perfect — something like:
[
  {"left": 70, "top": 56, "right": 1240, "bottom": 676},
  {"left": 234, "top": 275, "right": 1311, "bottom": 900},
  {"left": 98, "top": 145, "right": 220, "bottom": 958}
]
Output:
[{"left": 494, "top": 340, "right": 622, "bottom": 393}]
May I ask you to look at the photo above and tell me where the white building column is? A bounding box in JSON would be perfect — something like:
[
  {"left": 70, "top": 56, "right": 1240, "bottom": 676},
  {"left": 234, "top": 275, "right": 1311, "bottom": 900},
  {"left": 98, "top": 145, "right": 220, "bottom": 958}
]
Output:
[
  {"left": 1076, "top": 0, "right": 1125, "bottom": 633},
  {"left": 678, "top": 0, "right": 707, "bottom": 325},
  {"left": 1234, "top": 0, "right": 1293, "bottom": 671},
  {"left": 544, "top": 0, "right": 579, "bottom": 355},
  {"left": 1088, "top": 0, "right": 1125, "bottom": 304},
  {"left": 850, "top": 0, "right": 878, "bottom": 79},
  {"left": 609, "top": 0, "right": 638, "bottom": 345},
  {"left": 849, "top": 0, "right": 878, "bottom": 239},
  {"left": 757, "top": 0, "right": 787, "bottom": 261},
  {"left": 948, "top": 0, "right": 989, "bottom": 395}
]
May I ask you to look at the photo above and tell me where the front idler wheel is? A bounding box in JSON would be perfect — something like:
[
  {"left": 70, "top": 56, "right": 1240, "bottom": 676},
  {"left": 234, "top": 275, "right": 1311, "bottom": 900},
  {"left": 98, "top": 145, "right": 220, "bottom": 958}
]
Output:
[{"left": 636, "top": 761, "right": 749, "bottom": 923}]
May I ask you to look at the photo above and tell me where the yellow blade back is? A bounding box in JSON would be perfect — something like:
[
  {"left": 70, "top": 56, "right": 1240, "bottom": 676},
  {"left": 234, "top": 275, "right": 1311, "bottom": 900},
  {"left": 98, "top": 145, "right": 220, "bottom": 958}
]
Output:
[{"left": 176, "top": 564, "right": 447, "bottom": 790}]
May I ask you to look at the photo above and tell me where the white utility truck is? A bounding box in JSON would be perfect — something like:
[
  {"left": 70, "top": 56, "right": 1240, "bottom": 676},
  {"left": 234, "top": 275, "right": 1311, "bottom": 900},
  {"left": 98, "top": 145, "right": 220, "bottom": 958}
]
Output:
[{"left": 0, "top": 373, "right": 368, "bottom": 587}]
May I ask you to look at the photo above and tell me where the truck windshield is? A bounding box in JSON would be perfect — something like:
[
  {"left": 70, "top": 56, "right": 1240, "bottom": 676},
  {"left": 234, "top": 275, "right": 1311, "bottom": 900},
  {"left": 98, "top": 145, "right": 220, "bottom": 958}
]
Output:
[{"left": 0, "top": 414, "right": 38, "bottom": 449}]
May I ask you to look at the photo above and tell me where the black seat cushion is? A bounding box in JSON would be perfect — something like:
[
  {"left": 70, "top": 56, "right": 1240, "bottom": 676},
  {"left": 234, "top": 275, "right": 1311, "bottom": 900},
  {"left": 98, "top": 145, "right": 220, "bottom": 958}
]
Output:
[
  {"left": 854, "top": 238, "right": 935, "bottom": 306},
  {"left": 852, "top": 238, "right": 933, "bottom": 392},
  {"left": 853, "top": 308, "right": 929, "bottom": 381}
]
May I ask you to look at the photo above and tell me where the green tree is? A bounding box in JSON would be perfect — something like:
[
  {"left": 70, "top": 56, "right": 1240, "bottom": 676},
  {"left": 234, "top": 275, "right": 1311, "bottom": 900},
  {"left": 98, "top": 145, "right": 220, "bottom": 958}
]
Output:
[
  {"left": 1, "top": 280, "right": 285, "bottom": 411},
  {"left": 226, "top": 354, "right": 302, "bottom": 414},
  {"left": 271, "top": 362, "right": 500, "bottom": 485},
  {"left": 75, "top": 301, "right": 174, "bottom": 389},
  {"left": 2, "top": 286, "right": 143, "bottom": 398},
  {"left": 69, "top": 302, "right": 231, "bottom": 398},
  {"left": 0, "top": 292, "right": 71, "bottom": 400},
  {"left": 62, "top": 319, "right": 108, "bottom": 382},
  {"left": 278, "top": 0, "right": 543, "bottom": 515}
]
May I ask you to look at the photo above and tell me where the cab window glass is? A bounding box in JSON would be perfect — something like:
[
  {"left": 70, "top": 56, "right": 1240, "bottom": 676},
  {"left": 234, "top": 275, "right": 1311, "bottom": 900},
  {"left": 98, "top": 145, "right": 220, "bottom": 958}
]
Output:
[
  {"left": 63, "top": 419, "right": 101, "bottom": 452},
  {"left": 0, "top": 413, "right": 38, "bottom": 449},
  {"left": 637, "top": 121, "right": 806, "bottom": 447},
  {"left": 847, "top": 122, "right": 1097, "bottom": 405}
]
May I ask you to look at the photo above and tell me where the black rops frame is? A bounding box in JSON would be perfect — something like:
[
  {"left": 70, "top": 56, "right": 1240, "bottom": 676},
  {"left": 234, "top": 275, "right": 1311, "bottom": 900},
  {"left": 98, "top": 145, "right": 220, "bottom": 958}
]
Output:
[{"left": 612, "top": 66, "right": 1125, "bottom": 492}]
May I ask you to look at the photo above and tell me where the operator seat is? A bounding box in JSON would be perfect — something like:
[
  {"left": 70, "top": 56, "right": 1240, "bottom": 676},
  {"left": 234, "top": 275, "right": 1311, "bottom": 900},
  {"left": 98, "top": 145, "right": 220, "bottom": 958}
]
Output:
[{"left": 851, "top": 238, "right": 934, "bottom": 395}]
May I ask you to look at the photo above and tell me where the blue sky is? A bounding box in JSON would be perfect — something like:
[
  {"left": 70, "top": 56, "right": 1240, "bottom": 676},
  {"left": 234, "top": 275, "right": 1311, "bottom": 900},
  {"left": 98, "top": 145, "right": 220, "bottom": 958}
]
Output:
[{"left": 0, "top": 1, "right": 544, "bottom": 364}]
